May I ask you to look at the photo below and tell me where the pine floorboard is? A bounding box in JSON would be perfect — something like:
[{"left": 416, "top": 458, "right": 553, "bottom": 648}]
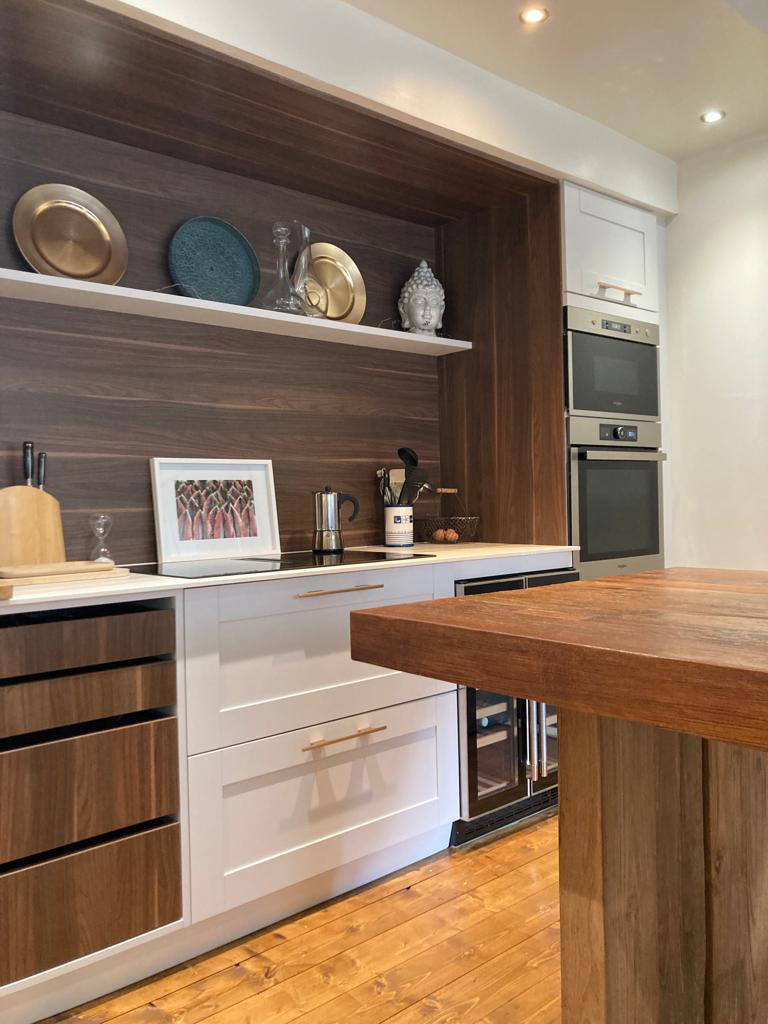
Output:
[{"left": 42, "top": 813, "right": 561, "bottom": 1024}]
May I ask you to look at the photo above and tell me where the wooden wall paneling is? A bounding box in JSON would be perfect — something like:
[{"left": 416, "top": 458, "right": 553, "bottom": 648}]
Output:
[
  {"left": 0, "top": 822, "right": 181, "bottom": 986},
  {"left": 0, "top": 717, "right": 179, "bottom": 863},
  {"left": 0, "top": 111, "right": 436, "bottom": 330},
  {"left": 0, "top": 661, "right": 176, "bottom": 739},
  {"left": 0, "top": 607, "right": 175, "bottom": 678},
  {"left": 0, "top": 297, "right": 441, "bottom": 562},
  {"left": 1, "top": 0, "right": 553, "bottom": 226},
  {"left": 437, "top": 191, "right": 566, "bottom": 544}
]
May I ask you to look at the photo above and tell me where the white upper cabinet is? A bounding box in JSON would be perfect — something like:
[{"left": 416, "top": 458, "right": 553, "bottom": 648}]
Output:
[{"left": 564, "top": 182, "right": 659, "bottom": 313}]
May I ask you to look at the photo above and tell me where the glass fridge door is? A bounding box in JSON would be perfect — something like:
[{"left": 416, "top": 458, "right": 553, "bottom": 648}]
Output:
[
  {"left": 467, "top": 690, "right": 528, "bottom": 817},
  {"left": 532, "top": 702, "right": 558, "bottom": 793}
]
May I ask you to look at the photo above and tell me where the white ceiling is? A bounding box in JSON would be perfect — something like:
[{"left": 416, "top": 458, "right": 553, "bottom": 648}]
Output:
[{"left": 342, "top": 0, "right": 768, "bottom": 161}]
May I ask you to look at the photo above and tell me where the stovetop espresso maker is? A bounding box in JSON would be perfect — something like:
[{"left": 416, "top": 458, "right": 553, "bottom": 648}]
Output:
[{"left": 312, "top": 487, "right": 360, "bottom": 553}]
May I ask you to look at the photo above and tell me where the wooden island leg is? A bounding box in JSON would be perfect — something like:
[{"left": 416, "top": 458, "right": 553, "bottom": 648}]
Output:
[{"left": 558, "top": 708, "right": 768, "bottom": 1023}]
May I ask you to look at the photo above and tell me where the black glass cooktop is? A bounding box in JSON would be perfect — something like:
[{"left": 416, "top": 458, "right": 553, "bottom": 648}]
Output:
[{"left": 157, "top": 550, "right": 435, "bottom": 578}]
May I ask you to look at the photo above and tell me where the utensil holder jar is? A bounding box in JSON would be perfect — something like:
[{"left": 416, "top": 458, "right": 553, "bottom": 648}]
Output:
[{"left": 384, "top": 507, "right": 414, "bottom": 547}]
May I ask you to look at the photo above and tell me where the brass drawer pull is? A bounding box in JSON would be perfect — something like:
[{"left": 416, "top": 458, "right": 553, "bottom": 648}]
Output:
[
  {"left": 296, "top": 583, "right": 385, "bottom": 599},
  {"left": 302, "top": 725, "right": 388, "bottom": 752}
]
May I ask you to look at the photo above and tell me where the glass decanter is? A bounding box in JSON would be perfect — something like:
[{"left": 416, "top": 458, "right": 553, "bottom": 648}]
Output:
[
  {"left": 261, "top": 222, "right": 305, "bottom": 316},
  {"left": 89, "top": 512, "right": 113, "bottom": 562},
  {"left": 292, "top": 223, "right": 328, "bottom": 318}
]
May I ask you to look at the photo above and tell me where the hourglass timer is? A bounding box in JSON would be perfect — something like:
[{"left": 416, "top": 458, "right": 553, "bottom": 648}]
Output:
[{"left": 89, "top": 512, "right": 114, "bottom": 563}]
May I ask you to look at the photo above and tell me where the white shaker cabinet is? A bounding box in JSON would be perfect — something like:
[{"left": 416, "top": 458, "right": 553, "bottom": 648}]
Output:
[
  {"left": 184, "top": 566, "right": 455, "bottom": 755},
  {"left": 564, "top": 182, "right": 659, "bottom": 313},
  {"left": 188, "top": 693, "right": 459, "bottom": 922}
]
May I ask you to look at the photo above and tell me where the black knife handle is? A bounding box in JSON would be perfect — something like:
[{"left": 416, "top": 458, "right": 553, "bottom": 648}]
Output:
[
  {"left": 23, "top": 441, "right": 34, "bottom": 486},
  {"left": 37, "top": 452, "right": 47, "bottom": 491}
]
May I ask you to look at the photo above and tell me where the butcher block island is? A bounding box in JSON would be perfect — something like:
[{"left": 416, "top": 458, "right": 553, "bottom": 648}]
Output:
[{"left": 350, "top": 568, "right": 768, "bottom": 1024}]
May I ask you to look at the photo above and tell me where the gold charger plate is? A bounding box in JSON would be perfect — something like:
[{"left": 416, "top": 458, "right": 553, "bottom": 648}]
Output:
[
  {"left": 306, "top": 242, "right": 366, "bottom": 324},
  {"left": 13, "top": 183, "right": 128, "bottom": 284}
]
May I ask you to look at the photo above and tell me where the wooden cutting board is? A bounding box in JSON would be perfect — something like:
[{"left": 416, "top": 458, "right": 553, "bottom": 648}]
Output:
[
  {"left": 0, "top": 486, "right": 66, "bottom": 566},
  {"left": 0, "top": 567, "right": 130, "bottom": 599}
]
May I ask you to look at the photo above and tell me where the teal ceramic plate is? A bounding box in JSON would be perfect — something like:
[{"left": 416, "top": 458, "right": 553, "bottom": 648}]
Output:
[{"left": 168, "top": 217, "right": 260, "bottom": 305}]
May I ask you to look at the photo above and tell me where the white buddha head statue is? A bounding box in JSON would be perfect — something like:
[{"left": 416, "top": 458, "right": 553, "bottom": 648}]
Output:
[{"left": 398, "top": 260, "right": 445, "bottom": 336}]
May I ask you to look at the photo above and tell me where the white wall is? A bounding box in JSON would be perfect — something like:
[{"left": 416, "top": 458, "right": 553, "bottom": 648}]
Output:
[
  {"left": 664, "top": 134, "right": 768, "bottom": 568},
  {"left": 90, "top": 0, "right": 677, "bottom": 214}
]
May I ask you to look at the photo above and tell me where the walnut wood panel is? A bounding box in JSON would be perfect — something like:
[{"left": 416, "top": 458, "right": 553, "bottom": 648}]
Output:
[
  {"left": 0, "top": 0, "right": 552, "bottom": 227},
  {"left": 0, "top": 717, "right": 178, "bottom": 863},
  {"left": 0, "top": 822, "right": 181, "bottom": 986},
  {"left": 0, "top": 661, "right": 176, "bottom": 739},
  {"left": 350, "top": 568, "right": 768, "bottom": 750},
  {"left": 0, "top": 606, "right": 175, "bottom": 679},
  {"left": 0, "top": 111, "right": 435, "bottom": 330},
  {"left": 437, "top": 194, "right": 566, "bottom": 546},
  {"left": 0, "top": 295, "right": 440, "bottom": 562}
]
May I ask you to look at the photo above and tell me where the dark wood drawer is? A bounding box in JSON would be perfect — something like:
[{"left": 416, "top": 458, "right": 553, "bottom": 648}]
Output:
[
  {"left": 0, "top": 822, "right": 181, "bottom": 985},
  {"left": 0, "top": 717, "right": 179, "bottom": 864},
  {"left": 0, "top": 606, "right": 175, "bottom": 680},
  {"left": 0, "top": 661, "right": 176, "bottom": 739}
]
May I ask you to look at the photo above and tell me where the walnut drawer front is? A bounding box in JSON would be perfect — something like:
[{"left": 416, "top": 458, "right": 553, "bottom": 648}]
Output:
[
  {"left": 0, "top": 661, "right": 176, "bottom": 739},
  {"left": 0, "top": 607, "right": 175, "bottom": 680},
  {"left": 0, "top": 717, "right": 179, "bottom": 864},
  {"left": 0, "top": 822, "right": 181, "bottom": 986}
]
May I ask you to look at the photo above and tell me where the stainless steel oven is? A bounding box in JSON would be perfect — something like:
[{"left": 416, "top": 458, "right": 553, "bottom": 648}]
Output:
[
  {"left": 566, "top": 305, "right": 660, "bottom": 420},
  {"left": 451, "top": 568, "right": 579, "bottom": 844},
  {"left": 569, "top": 415, "right": 665, "bottom": 579}
]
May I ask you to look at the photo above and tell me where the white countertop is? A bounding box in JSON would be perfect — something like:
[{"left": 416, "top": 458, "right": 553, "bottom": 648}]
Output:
[{"left": 0, "top": 543, "right": 577, "bottom": 611}]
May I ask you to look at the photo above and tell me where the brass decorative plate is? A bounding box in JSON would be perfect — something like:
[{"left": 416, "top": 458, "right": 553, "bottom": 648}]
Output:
[
  {"left": 13, "top": 184, "right": 128, "bottom": 284},
  {"left": 306, "top": 243, "right": 366, "bottom": 324}
]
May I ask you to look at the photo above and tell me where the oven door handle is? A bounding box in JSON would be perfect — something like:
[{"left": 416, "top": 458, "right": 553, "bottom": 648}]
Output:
[{"left": 579, "top": 450, "right": 667, "bottom": 462}]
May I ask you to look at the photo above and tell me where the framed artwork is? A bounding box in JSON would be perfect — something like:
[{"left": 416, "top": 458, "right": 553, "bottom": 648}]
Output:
[{"left": 150, "top": 458, "right": 280, "bottom": 564}]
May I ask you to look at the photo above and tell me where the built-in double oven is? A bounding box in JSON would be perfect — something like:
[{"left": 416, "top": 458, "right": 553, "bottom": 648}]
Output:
[{"left": 566, "top": 306, "right": 665, "bottom": 580}]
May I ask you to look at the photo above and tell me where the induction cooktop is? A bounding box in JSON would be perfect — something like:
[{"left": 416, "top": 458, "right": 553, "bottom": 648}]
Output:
[{"left": 157, "top": 549, "right": 435, "bottom": 578}]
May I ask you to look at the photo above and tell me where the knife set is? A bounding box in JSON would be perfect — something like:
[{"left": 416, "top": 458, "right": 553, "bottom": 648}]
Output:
[{"left": 0, "top": 442, "right": 128, "bottom": 598}]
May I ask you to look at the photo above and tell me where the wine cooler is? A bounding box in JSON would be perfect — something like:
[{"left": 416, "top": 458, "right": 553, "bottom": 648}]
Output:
[{"left": 451, "top": 567, "right": 578, "bottom": 844}]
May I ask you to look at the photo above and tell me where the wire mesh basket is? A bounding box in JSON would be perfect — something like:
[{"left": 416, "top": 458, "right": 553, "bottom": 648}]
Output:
[{"left": 418, "top": 515, "right": 480, "bottom": 544}]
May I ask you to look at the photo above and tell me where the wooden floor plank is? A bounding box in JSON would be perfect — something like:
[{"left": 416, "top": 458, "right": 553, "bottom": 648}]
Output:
[{"left": 41, "top": 814, "right": 562, "bottom": 1024}]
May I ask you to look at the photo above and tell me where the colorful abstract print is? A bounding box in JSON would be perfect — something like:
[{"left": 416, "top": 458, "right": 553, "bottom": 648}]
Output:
[{"left": 176, "top": 479, "right": 258, "bottom": 541}]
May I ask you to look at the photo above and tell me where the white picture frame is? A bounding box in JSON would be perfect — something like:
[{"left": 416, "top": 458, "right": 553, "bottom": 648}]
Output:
[{"left": 150, "top": 458, "right": 280, "bottom": 564}]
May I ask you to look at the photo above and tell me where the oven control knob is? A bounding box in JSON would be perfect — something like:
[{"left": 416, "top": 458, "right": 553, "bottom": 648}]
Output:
[{"left": 613, "top": 426, "right": 627, "bottom": 440}]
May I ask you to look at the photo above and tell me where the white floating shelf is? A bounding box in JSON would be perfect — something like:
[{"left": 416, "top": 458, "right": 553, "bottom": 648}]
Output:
[{"left": 0, "top": 269, "right": 472, "bottom": 357}]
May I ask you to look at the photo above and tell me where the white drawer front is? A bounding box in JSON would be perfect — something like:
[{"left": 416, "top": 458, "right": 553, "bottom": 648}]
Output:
[
  {"left": 188, "top": 693, "right": 459, "bottom": 922},
  {"left": 184, "top": 567, "right": 454, "bottom": 754}
]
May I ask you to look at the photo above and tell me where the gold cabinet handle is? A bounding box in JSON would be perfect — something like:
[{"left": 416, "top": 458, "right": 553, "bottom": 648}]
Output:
[
  {"left": 302, "top": 725, "right": 388, "bottom": 752},
  {"left": 596, "top": 280, "right": 643, "bottom": 298},
  {"left": 296, "top": 583, "right": 385, "bottom": 599}
]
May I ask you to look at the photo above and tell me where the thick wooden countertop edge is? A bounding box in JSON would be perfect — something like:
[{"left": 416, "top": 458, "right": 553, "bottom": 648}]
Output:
[{"left": 350, "top": 601, "right": 768, "bottom": 750}]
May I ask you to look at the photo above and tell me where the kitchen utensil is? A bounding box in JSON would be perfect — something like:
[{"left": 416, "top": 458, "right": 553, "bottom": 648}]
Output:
[
  {"left": 306, "top": 243, "right": 366, "bottom": 324},
  {"left": 419, "top": 515, "right": 480, "bottom": 543},
  {"left": 397, "top": 447, "right": 419, "bottom": 468},
  {"left": 384, "top": 506, "right": 414, "bottom": 548},
  {"left": 168, "top": 217, "right": 260, "bottom": 305},
  {"left": 0, "top": 561, "right": 115, "bottom": 578},
  {"left": 262, "top": 222, "right": 304, "bottom": 314},
  {"left": 0, "top": 485, "right": 66, "bottom": 566},
  {"left": 0, "top": 566, "right": 130, "bottom": 597},
  {"left": 37, "top": 452, "right": 47, "bottom": 491},
  {"left": 400, "top": 466, "right": 428, "bottom": 505},
  {"left": 23, "top": 442, "right": 34, "bottom": 487},
  {"left": 312, "top": 486, "right": 360, "bottom": 553},
  {"left": 13, "top": 183, "right": 128, "bottom": 284}
]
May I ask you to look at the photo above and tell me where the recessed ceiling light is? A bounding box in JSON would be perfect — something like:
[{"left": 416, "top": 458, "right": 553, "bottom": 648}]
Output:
[
  {"left": 519, "top": 6, "right": 550, "bottom": 25},
  {"left": 701, "top": 109, "right": 726, "bottom": 124}
]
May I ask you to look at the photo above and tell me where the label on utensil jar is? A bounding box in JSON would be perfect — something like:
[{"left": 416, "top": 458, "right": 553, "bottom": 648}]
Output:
[{"left": 385, "top": 507, "right": 414, "bottom": 547}]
